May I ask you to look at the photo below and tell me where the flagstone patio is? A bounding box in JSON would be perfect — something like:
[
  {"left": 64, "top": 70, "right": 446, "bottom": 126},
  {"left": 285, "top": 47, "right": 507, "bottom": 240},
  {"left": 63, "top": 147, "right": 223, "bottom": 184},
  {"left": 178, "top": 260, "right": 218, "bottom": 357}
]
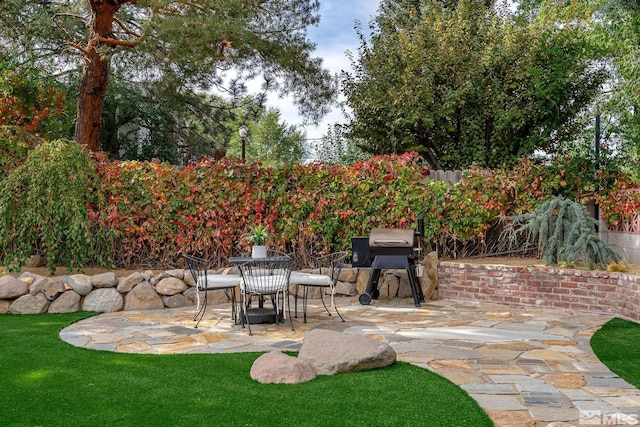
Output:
[{"left": 60, "top": 297, "right": 640, "bottom": 427}]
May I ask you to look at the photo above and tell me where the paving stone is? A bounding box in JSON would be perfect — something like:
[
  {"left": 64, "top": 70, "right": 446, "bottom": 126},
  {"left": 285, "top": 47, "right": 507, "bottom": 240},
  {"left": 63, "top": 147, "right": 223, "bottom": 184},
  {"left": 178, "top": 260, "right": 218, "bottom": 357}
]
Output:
[
  {"left": 58, "top": 332, "right": 91, "bottom": 347},
  {"left": 527, "top": 406, "right": 580, "bottom": 423},
  {"left": 573, "top": 400, "right": 619, "bottom": 413},
  {"left": 517, "top": 383, "right": 561, "bottom": 393},
  {"left": 558, "top": 388, "right": 599, "bottom": 401},
  {"left": 487, "top": 342, "right": 541, "bottom": 351},
  {"left": 470, "top": 394, "right": 527, "bottom": 410},
  {"left": 447, "top": 339, "right": 485, "bottom": 349},
  {"left": 521, "top": 391, "right": 572, "bottom": 408},
  {"left": 425, "top": 345, "right": 483, "bottom": 360},
  {"left": 601, "top": 395, "right": 640, "bottom": 408},
  {"left": 431, "top": 366, "right": 488, "bottom": 384},
  {"left": 587, "top": 376, "right": 636, "bottom": 389},
  {"left": 478, "top": 365, "right": 528, "bottom": 375},
  {"left": 542, "top": 361, "right": 577, "bottom": 374},
  {"left": 477, "top": 347, "right": 523, "bottom": 360},
  {"left": 461, "top": 383, "right": 519, "bottom": 395},
  {"left": 488, "top": 375, "right": 547, "bottom": 385},
  {"left": 523, "top": 349, "right": 577, "bottom": 361},
  {"left": 87, "top": 343, "right": 118, "bottom": 351},
  {"left": 389, "top": 341, "right": 438, "bottom": 352},
  {"left": 542, "top": 373, "right": 587, "bottom": 389},
  {"left": 488, "top": 410, "right": 535, "bottom": 427}
]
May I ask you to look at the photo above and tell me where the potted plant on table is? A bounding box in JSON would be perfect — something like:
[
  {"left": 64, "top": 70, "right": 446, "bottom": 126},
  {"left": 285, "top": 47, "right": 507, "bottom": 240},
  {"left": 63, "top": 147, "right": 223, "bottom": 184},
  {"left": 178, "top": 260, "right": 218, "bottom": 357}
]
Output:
[{"left": 243, "top": 224, "right": 273, "bottom": 258}]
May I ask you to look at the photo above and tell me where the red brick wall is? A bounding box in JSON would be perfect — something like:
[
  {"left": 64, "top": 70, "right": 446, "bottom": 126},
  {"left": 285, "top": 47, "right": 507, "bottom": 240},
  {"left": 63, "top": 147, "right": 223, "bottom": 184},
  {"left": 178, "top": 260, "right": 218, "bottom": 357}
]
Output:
[{"left": 438, "top": 262, "right": 640, "bottom": 322}]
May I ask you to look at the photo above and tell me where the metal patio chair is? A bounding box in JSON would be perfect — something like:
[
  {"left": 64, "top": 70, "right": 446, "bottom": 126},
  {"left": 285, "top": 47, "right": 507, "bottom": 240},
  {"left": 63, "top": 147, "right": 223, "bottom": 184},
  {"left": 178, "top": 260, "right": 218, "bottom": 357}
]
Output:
[
  {"left": 290, "top": 251, "right": 348, "bottom": 323},
  {"left": 237, "top": 256, "right": 294, "bottom": 335},
  {"left": 183, "top": 254, "right": 240, "bottom": 328}
]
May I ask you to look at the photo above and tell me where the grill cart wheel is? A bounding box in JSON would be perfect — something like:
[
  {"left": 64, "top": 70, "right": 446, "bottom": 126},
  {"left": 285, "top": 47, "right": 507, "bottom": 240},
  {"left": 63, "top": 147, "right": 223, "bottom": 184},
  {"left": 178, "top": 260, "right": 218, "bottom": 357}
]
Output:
[{"left": 359, "top": 292, "right": 372, "bottom": 305}]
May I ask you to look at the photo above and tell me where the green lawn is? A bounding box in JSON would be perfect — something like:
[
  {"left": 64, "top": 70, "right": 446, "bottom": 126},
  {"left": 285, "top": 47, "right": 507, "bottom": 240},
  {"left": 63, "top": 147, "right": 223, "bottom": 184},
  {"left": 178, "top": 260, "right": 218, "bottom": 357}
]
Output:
[
  {"left": 591, "top": 317, "right": 640, "bottom": 388},
  {"left": 0, "top": 312, "right": 492, "bottom": 427}
]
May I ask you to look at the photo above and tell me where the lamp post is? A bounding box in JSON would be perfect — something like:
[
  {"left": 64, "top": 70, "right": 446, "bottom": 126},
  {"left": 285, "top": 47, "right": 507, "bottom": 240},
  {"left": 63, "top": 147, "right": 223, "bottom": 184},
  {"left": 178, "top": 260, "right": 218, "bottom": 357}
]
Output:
[{"left": 239, "top": 125, "right": 248, "bottom": 160}]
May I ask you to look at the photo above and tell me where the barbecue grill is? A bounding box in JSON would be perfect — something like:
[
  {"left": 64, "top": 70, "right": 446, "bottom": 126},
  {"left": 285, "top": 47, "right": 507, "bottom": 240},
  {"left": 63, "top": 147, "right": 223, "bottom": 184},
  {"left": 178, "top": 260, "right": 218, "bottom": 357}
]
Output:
[{"left": 358, "top": 227, "right": 425, "bottom": 307}]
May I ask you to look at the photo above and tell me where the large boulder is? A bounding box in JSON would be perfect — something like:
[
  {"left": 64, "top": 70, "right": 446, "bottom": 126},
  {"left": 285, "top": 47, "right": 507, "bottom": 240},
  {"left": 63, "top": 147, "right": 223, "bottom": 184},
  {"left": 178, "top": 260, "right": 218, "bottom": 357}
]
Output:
[
  {"left": 91, "top": 272, "right": 118, "bottom": 288},
  {"left": 48, "top": 290, "right": 81, "bottom": 313},
  {"left": 397, "top": 271, "right": 414, "bottom": 299},
  {"left": 68, "top": 274, "right": 93, "bottom": 296},
  {"left": 0, "top": 275, "right": 29, "bottom": 299},
  {"left": 183, "top": 270, "right": 196, "bottom": 287},
  {"left": 250, "top": 351, "right": 316, "bottom": 384},
  {"left": 17, "top": 272, "right": 47, "bottom": 290},
  {"left": 355, "top": 269, "right": 370, "bottom": 295},
  {"left": 0, "top": 299, "right": 10, "bottom": 314},
  {"left": 183, "top": 287, "right": 198, "bottom": 304},
  {"left": 162, "top": 294, "right": 192, "bottom": 308},
  {"left": 159, "top": 269, "right": 184, "bottom": 280},
  {"left": 419, "top": 251, "right": 439, "bottom": 299},
  {"left": 339, "top": 268, "right": 357, "bottom": 283},
  {"left": 83, "top": 288, "right": 123, "bottom": 312},
  {"left": 9, "top": 293, "right": 50, "bottom": 314},
  {"left": 124, "top": 282, "right": 164, "bottom": 311},
  {"left": 117, "top": 272, "right": 144, "bottom": 293},
  {"left": 298, "top": 329, "right": 397, "bottom": 375},
  {"left": 25, "top": 254, "right": 44, "bottom": 268},
  {"left": 380, "top": 273, "right": 400, "bottom": 299},
  {"left": 155, "top": 277, "right": 187, "bottom": 296},
  {"left": 40, "top": 278, "right": 66, "bottom": 301},
  {"left": 198, "top": 289, "right": 235, "bottom": 305},
  {"left": 335, "top": 280, "right": 357, "bottom": 296}
]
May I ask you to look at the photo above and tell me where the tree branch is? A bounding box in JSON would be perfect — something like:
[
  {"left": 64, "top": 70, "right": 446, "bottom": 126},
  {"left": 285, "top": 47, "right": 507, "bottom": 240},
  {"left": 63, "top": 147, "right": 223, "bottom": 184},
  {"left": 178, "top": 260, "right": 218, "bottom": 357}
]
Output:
[
  {"left": 98, "top": 34, "right": 146, "bottom": 48},
  {"left": 66, "top": 41, "right": 90, "bottom": 57},
  {"left": 53, "top": 12, "right": 90, "bottom": 30},
  {"left": 112, "top": 16, "right": 142, "bottom": 38}
]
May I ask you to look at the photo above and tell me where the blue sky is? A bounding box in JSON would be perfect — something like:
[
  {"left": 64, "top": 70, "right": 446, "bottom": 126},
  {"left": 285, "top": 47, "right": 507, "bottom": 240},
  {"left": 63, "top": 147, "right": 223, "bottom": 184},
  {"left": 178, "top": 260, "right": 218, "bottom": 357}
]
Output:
[{"left": 269, "top": 0, "right": 381, "bottom": 140}]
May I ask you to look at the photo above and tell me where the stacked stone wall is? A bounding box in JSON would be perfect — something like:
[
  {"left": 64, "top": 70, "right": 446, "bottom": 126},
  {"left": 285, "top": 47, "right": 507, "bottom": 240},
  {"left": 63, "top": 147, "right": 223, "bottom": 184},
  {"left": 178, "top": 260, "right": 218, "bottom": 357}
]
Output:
[
  {"left": 0, "top": 260, "right": 440, "bottom": 315},
  {"left": 9, "top": 257, "right": 638, "bottom": 321}
]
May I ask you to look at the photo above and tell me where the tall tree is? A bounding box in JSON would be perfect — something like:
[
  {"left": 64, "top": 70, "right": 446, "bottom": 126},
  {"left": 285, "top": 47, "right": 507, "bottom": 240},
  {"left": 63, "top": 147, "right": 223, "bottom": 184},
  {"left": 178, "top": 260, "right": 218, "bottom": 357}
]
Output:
[
  {"left": 342, "top": 0, "right": 608, "bottom": 169},
  {"left": 0, "top": 49, "right": 74, "bottom": 139},
  {"left": 0, "top": 0, "right": 335, "bottom": 152},
  {"left": 590, "top": 0, "right": 640, "bottom": 163},
  {"left": 315, "top": 124, "right": 369, "bottom": 165},
  {"left": 227, "top": 108, "right": 306, "bottom": 166}
]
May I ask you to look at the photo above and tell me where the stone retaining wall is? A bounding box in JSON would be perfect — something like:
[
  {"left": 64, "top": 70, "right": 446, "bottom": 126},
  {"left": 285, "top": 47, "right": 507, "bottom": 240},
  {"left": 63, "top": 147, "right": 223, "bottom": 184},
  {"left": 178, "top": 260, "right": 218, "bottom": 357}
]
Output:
[
  {"left": 14, "top": 257, "right": 637, "bottom": 322},
  {"left": 0, "top": 260, "right": 440, "bottom": 315},
  {"left": 438, "top": 261, "right": 640, "bottom": 322}
]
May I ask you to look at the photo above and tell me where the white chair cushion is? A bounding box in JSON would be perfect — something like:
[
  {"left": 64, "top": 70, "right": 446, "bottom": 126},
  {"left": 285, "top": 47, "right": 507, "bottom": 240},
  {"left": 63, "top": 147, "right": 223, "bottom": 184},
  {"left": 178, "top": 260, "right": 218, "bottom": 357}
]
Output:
[
  {"left": 197, "top": 274, "right": 241, "bottom": 289},
  {"left": 242, "top": 275, "right": 288, "bottom": 293},
  {"left": 249, "top": 268, "right": 287, "bottom": 276},
  {"left": 289, "top": 271, "right": 332, "bottom": 287}
]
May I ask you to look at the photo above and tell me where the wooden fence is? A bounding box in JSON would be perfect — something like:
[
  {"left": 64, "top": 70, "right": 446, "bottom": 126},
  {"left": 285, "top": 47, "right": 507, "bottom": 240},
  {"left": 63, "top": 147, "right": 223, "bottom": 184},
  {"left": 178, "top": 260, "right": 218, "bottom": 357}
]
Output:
[{"left": 427, "top": 169, "right": 463, "bottom": 184}]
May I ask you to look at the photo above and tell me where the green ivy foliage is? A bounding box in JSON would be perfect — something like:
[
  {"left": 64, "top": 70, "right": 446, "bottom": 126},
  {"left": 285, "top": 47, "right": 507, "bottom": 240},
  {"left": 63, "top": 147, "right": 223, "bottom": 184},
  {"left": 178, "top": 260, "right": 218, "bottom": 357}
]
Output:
[
  {"left": 0, "top": 126, "right": 42, "bottom": 182},
  {"left": 2, "top": 148, "right": 638, "bottom": 270},
  {"left": 87, "top": 152, "right": 639, "bottom": 268},
  {"left": 0, "top": 139, "right": 107, "bottom": 273}
]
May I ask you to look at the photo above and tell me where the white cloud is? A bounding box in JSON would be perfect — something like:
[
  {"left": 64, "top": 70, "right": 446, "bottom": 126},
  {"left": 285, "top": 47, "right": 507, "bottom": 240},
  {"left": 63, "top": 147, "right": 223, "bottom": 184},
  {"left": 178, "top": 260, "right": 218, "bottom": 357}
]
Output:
[{"left": 266, "top": 0, "right": 380, "bottom": 140}]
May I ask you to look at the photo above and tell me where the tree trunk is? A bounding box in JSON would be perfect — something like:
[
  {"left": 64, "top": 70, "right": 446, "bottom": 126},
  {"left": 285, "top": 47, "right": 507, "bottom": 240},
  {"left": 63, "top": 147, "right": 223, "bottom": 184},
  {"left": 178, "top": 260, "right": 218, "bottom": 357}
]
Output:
[{"left": 74, "top": 2, "right": 120, "bottom": 152}]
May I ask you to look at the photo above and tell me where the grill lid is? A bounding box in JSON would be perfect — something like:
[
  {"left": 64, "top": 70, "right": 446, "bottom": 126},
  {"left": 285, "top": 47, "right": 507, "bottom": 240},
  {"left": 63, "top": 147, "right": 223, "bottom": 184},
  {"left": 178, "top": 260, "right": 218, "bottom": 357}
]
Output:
[{"left": 369, "top": 228, "right": 415, "bottom": 248}]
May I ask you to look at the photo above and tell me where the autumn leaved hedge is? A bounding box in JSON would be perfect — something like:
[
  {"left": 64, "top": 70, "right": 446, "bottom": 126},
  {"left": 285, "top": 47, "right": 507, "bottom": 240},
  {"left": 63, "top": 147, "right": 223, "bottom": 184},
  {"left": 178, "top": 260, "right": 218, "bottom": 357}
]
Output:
[{"left": 0, "top": 140, "right": 637, "bottom": 273}]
